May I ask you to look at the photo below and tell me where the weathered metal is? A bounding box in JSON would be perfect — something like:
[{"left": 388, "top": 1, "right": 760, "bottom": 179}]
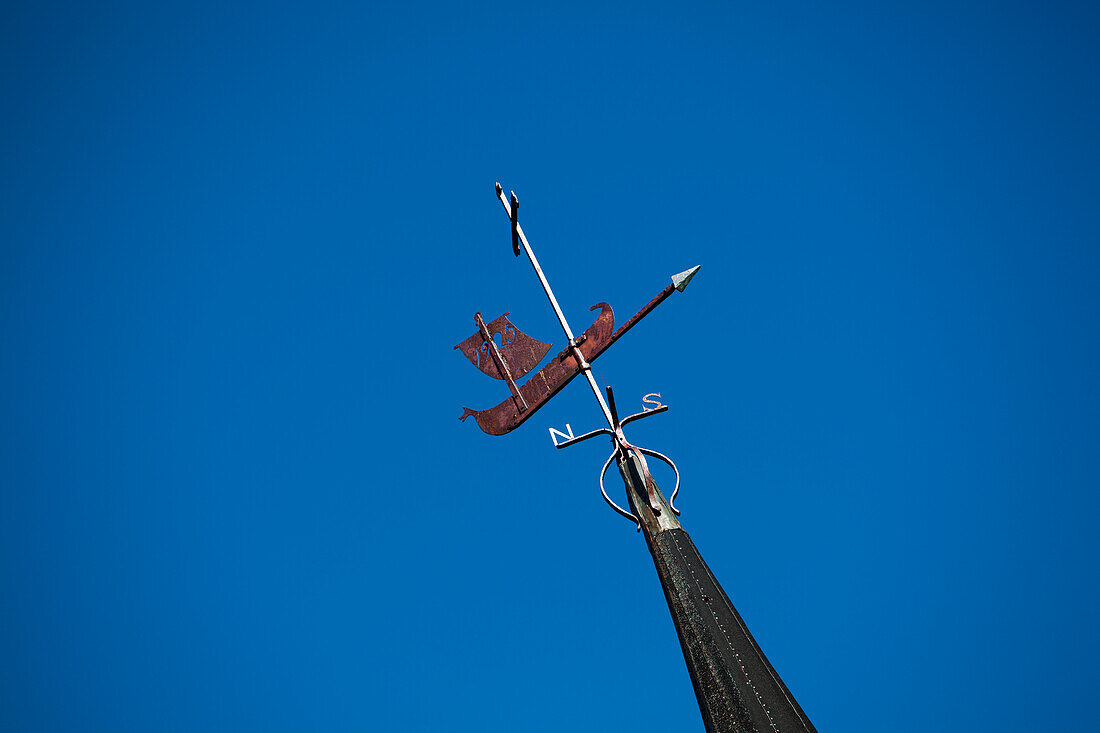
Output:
[
  {"left": 453, "top": 184, "right": 817, "bottom": 733},
  {"left": 458, "top": 303, "right": 614, "bottom": 434},
  {"left": 457, "top": 190, "right": 700, "bottom": 437},
  {"left": 452, "top": 311, "right": 551, "bottom": 381},
  {"left": 456, "top": 264, "right": 704, "bottom": 436},
  {"left": 575, "top": 386, "right": 683, "bottom": 530},
  {"left": 476, "top": 311, "right": 528, "bottom": 412},
  {"left": 619, "top": 459, "right": 818, "bottom": 733},
  {"left": 612, "top": 284, "right": 673, "bottom": 348}
]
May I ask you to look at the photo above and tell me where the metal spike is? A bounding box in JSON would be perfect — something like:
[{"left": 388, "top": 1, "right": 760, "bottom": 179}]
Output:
[{"left": 672, "top": 265, "right": 701, "bottom": 292}]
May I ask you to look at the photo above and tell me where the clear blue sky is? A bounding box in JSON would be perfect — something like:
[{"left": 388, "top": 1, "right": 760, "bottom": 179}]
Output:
[{"left": 2, "top": 2, "right": 1098, "bottom": 731}]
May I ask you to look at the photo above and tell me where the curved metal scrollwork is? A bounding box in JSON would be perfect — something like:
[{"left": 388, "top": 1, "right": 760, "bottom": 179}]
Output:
[
  {"left": 597, "top": 445, "right": 682, "bottom": 530},
  {"left": 553, "top": 392, "right": 682, "bottom": 529},
  {"left": 600, "top": 451, "right": 642, "bottom": 531}
]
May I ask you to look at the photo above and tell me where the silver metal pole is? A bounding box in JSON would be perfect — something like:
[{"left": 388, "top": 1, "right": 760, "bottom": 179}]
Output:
[{"left": 496, "top": 185, "right": 616, "bottom": 430}]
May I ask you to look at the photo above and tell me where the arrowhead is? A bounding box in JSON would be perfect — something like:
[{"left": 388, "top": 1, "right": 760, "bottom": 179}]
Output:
[{"left": 671, "top": 265, "right": 701, "bottom": 292}]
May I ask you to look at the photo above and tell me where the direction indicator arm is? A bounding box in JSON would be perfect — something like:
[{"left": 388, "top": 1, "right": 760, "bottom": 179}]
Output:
[{"left": 608, "top": 264, "right": 699, "bottom": 348}]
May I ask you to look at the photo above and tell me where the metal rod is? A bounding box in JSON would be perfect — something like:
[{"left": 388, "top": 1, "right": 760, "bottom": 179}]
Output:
[
  {"left": 496, "top": 183, "right": 616, "bottom": 430},
  {"left": 474, "top": 312, "right": 527, "bottom": 412},
  {"left": 607, "top": 283, "right": 675, "bottom": 348}
]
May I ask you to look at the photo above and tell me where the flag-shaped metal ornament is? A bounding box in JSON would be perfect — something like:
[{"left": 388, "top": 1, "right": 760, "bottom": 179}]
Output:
[{"left": 452, "top": 312, "right": 551, "bottom": 381}]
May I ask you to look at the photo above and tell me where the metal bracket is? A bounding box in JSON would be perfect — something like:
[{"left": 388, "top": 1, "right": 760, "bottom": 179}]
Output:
[
  {"left": 554, "top": 390, "right": 682, "bottom": 527},
  {"left": 620, "top": 404, "right": 669, "bottom": 427}
]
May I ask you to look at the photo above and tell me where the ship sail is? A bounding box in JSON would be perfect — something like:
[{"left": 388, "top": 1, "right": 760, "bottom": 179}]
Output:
[{"left": 452, "top": 312, "right": 552, "bottom": 381}]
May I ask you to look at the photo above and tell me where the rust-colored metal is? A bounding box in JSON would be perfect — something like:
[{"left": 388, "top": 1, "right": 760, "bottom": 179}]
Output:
[
  {"left": 474, "top": 312, "right": 527, "bottom": 413},
  {"left": 458, "top": 303, "right": 614, "bottom": 435},
  {"left": 453, "top": 312, "right": 551, "bottom": 381},
  {"left": 456, "top": 273, "right": 691, "bottom": 436},
  {"left": 556, "top": 334, "right": 586, "bottom": 361},
  {"left": 458, "top": 184, "right": 698, "bottom": 438},
  {"left": 606, "top": 282, "right": 675, "bottom": 349}
]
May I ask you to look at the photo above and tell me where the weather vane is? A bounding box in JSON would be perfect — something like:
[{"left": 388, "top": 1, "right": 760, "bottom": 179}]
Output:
[{"left": 455, "top": 183, "right": 817, "bottom": 733}]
